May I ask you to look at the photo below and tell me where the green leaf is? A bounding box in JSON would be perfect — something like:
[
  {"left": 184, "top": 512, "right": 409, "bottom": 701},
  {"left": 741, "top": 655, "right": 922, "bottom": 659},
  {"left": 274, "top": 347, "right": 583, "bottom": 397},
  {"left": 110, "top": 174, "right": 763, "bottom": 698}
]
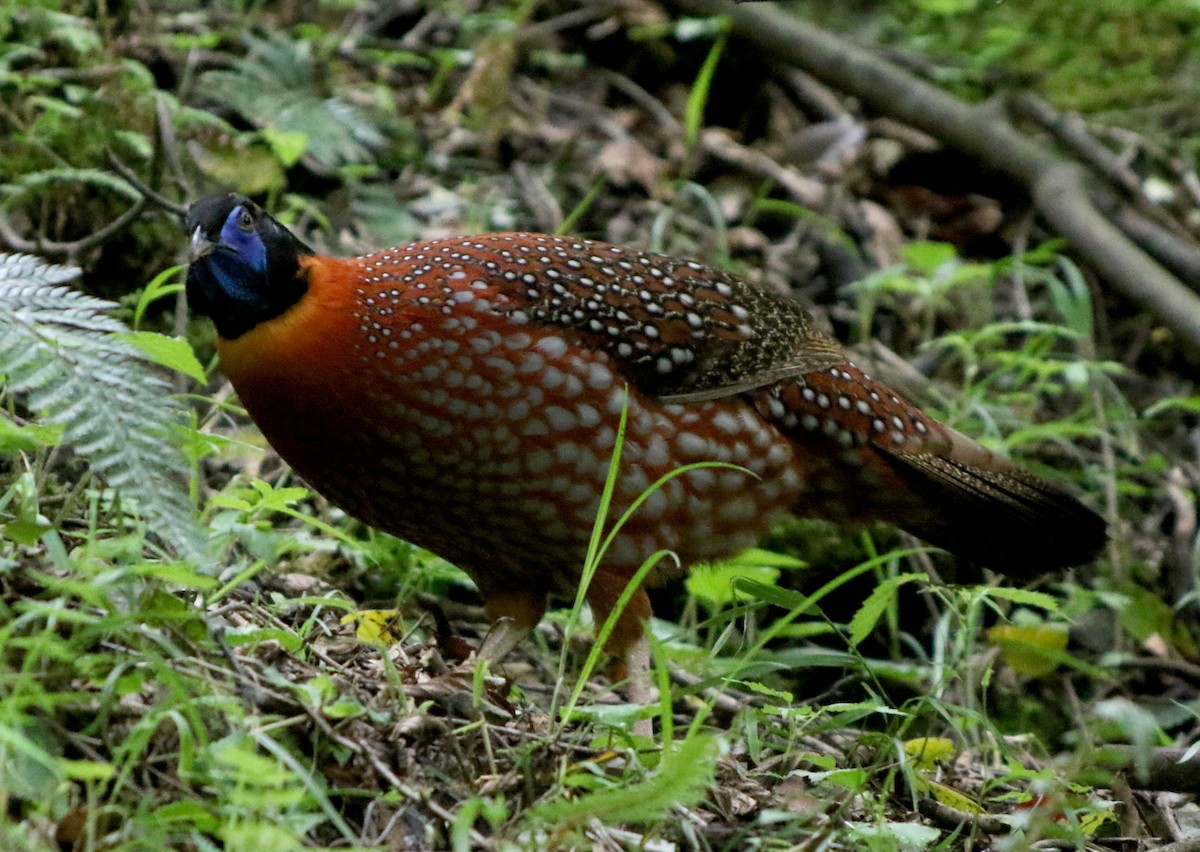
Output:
[
  {"left": 903, "top": 737, "right": 957, "bottom": 770},
  {"left": 735, "top": 578, "right": 812, "bottom": 611},
  {"left": 684, "top": 27, "right": 728, "bottom": 145},
  {"left": 730, "top": 679, "right": 795, "bottom": 703},
  {"left": 58, "top": 758, "right": 114, "bottom": 781},
  {"left": 979, "top": 586, "right": 1060, "bottom": 612},
  {"left": 149, "top": 801, "right": 219, "bottom": 832},
  {"left": 191, "top": 140, "right": 286, "bottom": 195},
  {"left": 902, "top": 240, "right": 957, "bottom": 273},
  {"left": 262, "top": 128, "right": 308, "bottom": 167},
  {"left": 914, "top": 0, "right": 977, "bottom": 11},
  {"left": 16, "top": 167, "right": 139, "bottom": 202},
  {"left": 722, "top": 547, "right": 807, "bottom": 569},
  {"left": 849, "top": 572, "right": 928, "bottom": 647},
  {"left": 128, "top": 561, "right": 220, "bottom": 591},
  {"left": 687, "top": 561, "right": 781, "bottom": 608},
  {"left": 925, "top": 779, "right": 985, "bottom": 813},
  {"left": 116, "top": 331, "right": 207, "bottom": 383},
  {"left": 224, "top": 626, "right": 303, "bottom": 652},
  {"left": 0, "top": 412, "right": 61, "bottom": 452},
  {"left": 987, "top": 624, "right": 1069, "bottom": 677},
  {"left": 197, "top": 33, "right": 385, "bottom": 171},
  {"left": 792, "top": 766, "right": 870, "bottom": 788},
  {"left": 532, "top": 733, "right": 722, "bottom": 826},
  {"left": 133, "top": 264, "right": 185, "bottom": 330},
  {"left": 4, "top": 517, "right": 51, "bottom": 545},
  {"left": 1144, "top": 395, "right": 1200, "bottom": 418},
  {"left": 848, "top": 820, "right": 941, "bottom": 849}
]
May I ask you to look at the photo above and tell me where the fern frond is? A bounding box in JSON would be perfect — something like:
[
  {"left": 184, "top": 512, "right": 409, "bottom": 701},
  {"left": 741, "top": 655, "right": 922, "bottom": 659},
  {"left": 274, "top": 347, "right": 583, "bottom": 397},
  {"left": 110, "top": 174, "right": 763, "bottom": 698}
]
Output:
[
  {"left": 197, "top": 33, "right": 385, "bottom": 170},
  {"left": 0, "top": 253, "right": 208, "bottom": 563}
]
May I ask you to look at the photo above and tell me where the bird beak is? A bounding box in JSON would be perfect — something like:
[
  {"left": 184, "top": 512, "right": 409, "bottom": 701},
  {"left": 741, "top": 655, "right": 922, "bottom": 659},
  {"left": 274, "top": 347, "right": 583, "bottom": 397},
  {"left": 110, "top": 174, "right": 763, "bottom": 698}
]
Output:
[{"left": 188, "top": 226, "right": 216, "bottom": 262}]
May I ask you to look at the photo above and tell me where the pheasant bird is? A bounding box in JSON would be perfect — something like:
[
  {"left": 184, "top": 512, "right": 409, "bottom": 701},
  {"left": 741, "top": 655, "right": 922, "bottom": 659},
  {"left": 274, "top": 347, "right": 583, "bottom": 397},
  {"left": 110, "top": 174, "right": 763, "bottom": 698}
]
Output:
[{"left": 186, "top": 193, "right": 1106, "bottom": 714}]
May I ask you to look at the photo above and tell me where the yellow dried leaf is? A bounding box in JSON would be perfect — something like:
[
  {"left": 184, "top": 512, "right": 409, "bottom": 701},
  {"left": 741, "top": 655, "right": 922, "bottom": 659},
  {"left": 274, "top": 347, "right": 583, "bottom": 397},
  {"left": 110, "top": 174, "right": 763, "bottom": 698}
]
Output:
[
  {"left": 904, "top": 737, "right": 957, "bottom": 769},
  {"left": 926, "top": 780, "right": 986, "bottom": 814},
  {"left": 341, "top": 609, "right": 403, "bottom": 644},
  {"left": 1079, "top": 805, "right": 1117, "bottom": 835},
  {"left": 988, "top": 624, "right": 1069, "bottom": 677}
]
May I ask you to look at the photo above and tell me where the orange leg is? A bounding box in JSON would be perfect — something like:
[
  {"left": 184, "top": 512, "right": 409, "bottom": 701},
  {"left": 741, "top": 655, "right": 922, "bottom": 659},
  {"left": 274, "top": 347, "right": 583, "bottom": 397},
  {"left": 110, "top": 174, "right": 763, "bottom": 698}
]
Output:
[{"left": 586, "top": 571, "right": 657, "bottom": 738}]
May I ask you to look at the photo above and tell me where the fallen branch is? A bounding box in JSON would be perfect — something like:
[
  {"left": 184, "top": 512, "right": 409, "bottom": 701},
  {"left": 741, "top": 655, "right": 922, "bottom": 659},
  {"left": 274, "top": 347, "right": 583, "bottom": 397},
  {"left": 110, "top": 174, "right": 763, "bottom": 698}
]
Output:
[
  {"left": 916, "top": 796, "right": 1008, "bottom": 835},
  {"left": 665, "top": 0, "right": 1200, "bottom": 354}
]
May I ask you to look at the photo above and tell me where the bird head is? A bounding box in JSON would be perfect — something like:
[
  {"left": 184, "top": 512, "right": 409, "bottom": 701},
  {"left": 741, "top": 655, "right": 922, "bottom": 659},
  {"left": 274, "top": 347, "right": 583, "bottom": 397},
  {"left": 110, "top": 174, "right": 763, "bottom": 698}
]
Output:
[{"left": 185, "top": 193, "right": 314, "bottom": 340}]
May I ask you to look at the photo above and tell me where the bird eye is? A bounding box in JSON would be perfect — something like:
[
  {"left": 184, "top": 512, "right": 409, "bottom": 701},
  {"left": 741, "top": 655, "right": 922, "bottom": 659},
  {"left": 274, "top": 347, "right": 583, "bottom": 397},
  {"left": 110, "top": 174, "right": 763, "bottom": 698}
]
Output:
[{"left": 237, "top": 208, "right": 254, "bottom": 231}]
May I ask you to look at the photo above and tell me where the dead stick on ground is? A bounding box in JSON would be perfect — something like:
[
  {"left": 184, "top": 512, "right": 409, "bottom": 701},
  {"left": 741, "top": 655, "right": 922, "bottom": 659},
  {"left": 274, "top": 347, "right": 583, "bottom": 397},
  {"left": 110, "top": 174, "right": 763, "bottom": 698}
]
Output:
[{"left": 664, "top": 0, "right": 1200, "bottom": 356}]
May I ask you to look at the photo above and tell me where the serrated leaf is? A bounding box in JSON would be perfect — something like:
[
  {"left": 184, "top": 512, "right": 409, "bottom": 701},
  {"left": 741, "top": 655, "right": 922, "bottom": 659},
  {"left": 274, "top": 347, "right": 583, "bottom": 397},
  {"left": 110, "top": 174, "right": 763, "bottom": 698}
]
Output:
[
  {"left": 849, "top": 572, "right": 928, "bottom": 647},
  {"left": 197, "top": 33, "right": 385, "bottom": 172},
  {"left": 532, "top": 733, "right": 723, "bottom": 826},
  {"left": 980, "top": 586, "right": 1060, "bottom": 612},
  {"left": 721, "top": 546, "right": 807, "bottom": 569},
  {"left": 116, "top": 331, "right": 206, "bottom": 382}
]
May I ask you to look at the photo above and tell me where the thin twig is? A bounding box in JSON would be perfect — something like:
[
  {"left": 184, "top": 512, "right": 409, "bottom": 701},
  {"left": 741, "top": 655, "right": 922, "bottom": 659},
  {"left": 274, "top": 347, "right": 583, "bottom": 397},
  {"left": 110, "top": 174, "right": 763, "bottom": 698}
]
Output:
[
  {"left": 109, "top": 153, "right": 188, "bottom": 219},
  {"left": 700, "top": 127, "right": 826, "bottom": 207},
  {"left": 0, "top": 197, "right": 148, "bottom": 263},
  {"left": 1114, "top": 654, "right": 1200, "bottom": 687},
  {"left": 602, "top": 70, "right": 684, "bottom": 133}
]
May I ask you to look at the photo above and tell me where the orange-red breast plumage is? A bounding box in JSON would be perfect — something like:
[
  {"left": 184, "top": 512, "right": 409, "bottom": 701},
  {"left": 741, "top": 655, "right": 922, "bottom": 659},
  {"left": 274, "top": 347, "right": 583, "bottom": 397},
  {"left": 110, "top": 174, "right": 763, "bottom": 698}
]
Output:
[{"left": 186, "top": 193, "right": 1107, "bottom": 664}]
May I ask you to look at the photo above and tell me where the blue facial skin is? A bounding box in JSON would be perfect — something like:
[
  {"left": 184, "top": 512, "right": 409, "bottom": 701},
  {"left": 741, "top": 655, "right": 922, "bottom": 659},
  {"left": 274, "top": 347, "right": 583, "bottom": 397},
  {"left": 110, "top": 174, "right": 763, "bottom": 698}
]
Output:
[
  {"left": 185, "top": 194, "right": 312, "bottom": 340},
  {"left": 205, "top": 206, "right": 269, "bottom": 306}
]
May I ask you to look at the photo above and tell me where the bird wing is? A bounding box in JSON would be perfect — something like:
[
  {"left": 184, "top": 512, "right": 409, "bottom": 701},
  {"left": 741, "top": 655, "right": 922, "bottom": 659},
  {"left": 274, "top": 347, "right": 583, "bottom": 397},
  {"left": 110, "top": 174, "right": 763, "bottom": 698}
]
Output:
[{"left": 476, "top": 234, "right": 846, "bottom": 403}]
